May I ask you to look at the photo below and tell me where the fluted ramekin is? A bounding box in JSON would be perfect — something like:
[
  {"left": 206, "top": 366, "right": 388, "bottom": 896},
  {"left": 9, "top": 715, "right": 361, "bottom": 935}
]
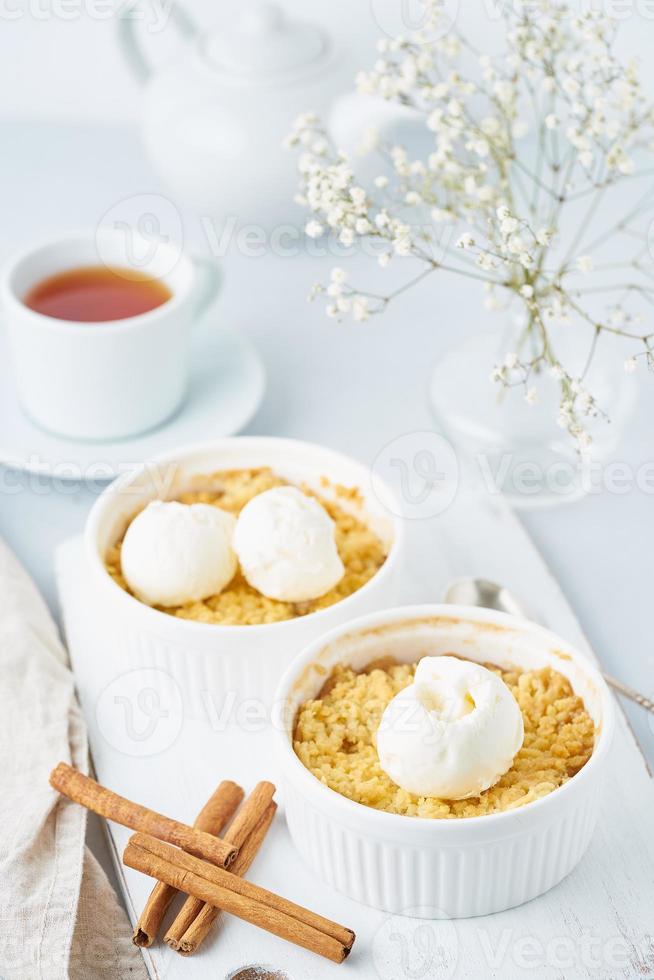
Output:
[
  {"left": 274, "top": 605, "right": 614, "bottom": 918},
  {"left": 84, "top": 437, "right": 404, "bottom": 716}
]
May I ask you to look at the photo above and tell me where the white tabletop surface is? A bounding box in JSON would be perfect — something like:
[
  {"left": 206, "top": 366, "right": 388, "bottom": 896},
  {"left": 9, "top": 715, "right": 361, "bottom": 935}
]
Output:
[
  {"left": 56, "top": 500, "right": 654, "bottom": 980},
  {"left": 1, "top": 119, "right": 652, "bottom": 774}
]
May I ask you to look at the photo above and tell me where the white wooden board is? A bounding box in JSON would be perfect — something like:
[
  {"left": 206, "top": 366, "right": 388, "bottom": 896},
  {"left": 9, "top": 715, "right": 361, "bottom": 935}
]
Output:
[{"left": 56, "top": 489, "right": 654, "bottom": 980}]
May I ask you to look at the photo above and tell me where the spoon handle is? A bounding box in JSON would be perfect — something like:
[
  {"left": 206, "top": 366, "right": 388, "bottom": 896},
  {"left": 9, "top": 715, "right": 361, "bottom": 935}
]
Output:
[{"left": 602, "top": 673, "right": 654, "bottom": 714}]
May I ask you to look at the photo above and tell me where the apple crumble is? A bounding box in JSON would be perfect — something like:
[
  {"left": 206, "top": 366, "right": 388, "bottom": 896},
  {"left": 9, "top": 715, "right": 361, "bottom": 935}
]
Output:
[
  {"left": 293, "top": 660, "right": 595, "bottom": 818},
  {"left": 106, "top": 468, "right": 387, "bottom": 625}
]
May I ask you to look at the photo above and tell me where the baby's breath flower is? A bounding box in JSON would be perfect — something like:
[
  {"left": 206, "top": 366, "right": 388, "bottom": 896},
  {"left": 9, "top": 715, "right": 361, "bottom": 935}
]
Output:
[
  {"left": 394, "top": 235, "right": 412, "bottom": 256},
  {"left": 352, "top": 296, "right": 370, "bottom": 322},
  {"left": 305, "top": 220, "right": 324, "bottom": 239},
  {"left": 477, "top": 253, "right": 496, "bottom": 271},
  {"left": 577, "top": 429, "right": 593, "bottom": 453},
  {"left": 289, "top": 1, "right": 654, "bottom": 454}
]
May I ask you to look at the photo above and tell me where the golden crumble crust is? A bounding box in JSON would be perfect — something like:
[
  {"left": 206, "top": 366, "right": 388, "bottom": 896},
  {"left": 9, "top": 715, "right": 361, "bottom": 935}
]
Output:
[
  {"left": 106, "top": 467, "right": 387, "bottom": 626},
  {"left": 293, "top": 661, "right": 595, "bottom": 818}
]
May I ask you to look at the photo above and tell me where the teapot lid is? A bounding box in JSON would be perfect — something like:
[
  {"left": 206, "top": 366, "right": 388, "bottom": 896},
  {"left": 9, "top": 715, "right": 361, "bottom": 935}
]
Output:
[{"left": 203, "top": 3, "right": 328, "bottom": 78}]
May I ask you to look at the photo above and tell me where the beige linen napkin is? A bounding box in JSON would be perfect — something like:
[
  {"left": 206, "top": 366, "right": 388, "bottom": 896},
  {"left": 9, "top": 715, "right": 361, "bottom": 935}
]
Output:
[{"left": 0, "top": 538, "right": 148, "bottom": 980}]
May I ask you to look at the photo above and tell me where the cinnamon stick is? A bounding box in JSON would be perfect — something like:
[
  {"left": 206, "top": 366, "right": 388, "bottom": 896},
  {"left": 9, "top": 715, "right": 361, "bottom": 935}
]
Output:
[
  {"left": 133, "top": 780, "right": 244, "bottom": 947},
  {"left": 124, "top": 834, "right": 354, "bottom": 964},
  {"left": 49, "top": 763, "right": 237, "bottom": 869},
  {"left": 173, "top": 801, "right": 277, "bottom": 955},
  {"left": 165, "top": 780, "right": 276, "bottom": 952},
  {"left": 219, "top": 781, "right": 276, "bottom": 850},
  {"left": 133, "top": 832, "right": 353, "bottom": 947}
]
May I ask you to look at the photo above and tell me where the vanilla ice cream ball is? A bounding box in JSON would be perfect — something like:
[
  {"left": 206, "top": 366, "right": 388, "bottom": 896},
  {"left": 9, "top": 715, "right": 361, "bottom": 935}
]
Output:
[
  {"left": 377, "top": 656, "right": 524, "bottom": 800},
  {"left": 121, "top": 500, "right": 237, "bottom": 607},
  {"left": 232, "top": 486, "right": 345, "bottom": 602}
]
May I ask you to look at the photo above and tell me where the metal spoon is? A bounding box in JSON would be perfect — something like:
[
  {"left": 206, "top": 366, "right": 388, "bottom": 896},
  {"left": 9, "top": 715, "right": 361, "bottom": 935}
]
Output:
[{"left": 443, "top": 577, "right": 654, "bottom": 715}]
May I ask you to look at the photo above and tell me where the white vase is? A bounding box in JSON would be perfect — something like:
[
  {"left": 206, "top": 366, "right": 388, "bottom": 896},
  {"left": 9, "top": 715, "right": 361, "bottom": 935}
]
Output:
[{"left": 428, "top": 323, "right": 636, "bottom": 508}]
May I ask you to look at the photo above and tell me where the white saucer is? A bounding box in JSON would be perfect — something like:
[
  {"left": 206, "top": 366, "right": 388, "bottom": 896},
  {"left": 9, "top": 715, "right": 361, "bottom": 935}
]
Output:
[{"left": 0, "top": 322, "right": 265, "bottom": 480}]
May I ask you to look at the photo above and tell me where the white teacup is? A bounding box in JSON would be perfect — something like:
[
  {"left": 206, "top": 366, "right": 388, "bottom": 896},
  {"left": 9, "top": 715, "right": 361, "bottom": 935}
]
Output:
[{"left": 1, "top": 230, "right": 220, "bottom": 440}]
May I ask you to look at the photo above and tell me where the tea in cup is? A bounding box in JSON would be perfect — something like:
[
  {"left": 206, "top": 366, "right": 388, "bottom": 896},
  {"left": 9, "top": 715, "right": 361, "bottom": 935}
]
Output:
[{"left": 1, "top": 230, "right": 219, "bottom": 440}]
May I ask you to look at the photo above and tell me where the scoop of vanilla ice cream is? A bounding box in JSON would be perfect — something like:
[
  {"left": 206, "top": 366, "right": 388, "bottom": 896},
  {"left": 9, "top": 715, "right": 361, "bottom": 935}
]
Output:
[
  {"left": 232, "top": 486, "right": 345, "bottom": 602},
  {"left": 121, "top": 500, "right": 237, "bottom": 607},
  {"left": 376, "top": 655, "right": 524, "bottom": 800}
]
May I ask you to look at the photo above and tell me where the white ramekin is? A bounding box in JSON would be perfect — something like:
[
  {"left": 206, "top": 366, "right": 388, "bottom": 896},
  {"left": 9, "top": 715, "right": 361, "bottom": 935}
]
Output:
[
  {"left": 84, "top": 437, "right": 404, "bottom": 716},
  {"left": 273, "top": 605, "right": 615, "bottom": 919}
]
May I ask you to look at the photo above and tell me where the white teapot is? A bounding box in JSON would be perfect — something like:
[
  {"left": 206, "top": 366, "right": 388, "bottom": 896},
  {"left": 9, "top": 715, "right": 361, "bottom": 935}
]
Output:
[{"left": 119, "top": 2, "right": 344, "bottom": 228}]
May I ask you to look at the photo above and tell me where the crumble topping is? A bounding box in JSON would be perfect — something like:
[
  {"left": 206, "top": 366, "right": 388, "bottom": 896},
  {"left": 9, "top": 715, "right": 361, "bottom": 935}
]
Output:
[
  {"left": 293, "top": 660, "right": 595, "bottom": 818},
  {"left": 106, "top": 467, "right": 387, "bottom": 625}
]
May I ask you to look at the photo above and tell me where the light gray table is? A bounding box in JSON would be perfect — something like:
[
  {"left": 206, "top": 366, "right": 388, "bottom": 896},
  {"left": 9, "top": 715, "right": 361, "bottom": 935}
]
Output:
[{"left": 1, "top": 119, "right": 653, "bottom": 979}]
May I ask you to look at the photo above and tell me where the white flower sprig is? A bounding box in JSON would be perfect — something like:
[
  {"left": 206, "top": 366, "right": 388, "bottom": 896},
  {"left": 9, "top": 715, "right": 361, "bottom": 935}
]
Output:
[{"left": 287, "top": 0, "right": 654, "bottom": 453}]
